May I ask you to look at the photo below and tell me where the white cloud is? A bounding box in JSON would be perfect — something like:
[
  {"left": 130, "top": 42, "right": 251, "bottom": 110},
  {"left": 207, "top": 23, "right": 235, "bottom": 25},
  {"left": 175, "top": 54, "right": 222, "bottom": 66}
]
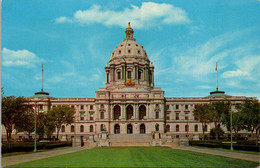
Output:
[
  {"left": 222, "top": 69, "right": 250, "bottom": 78},
  {"left": 55, "top": 16, "right": 73, "bottom": 23},
  {"left": 2, "top": 48, "right": 42, "bottom": 68},
  {"left": 55, "top": 2, "right": 190, "bottom": 29},
  {"left": 171, "top": 30, "right": 250, "bottom": 78}
]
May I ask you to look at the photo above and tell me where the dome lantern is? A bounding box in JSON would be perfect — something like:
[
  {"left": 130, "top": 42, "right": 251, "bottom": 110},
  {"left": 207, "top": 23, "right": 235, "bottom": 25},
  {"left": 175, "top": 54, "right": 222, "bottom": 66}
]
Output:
[{"left": 124, "top": 22, "right": 135, "bottom": 41}]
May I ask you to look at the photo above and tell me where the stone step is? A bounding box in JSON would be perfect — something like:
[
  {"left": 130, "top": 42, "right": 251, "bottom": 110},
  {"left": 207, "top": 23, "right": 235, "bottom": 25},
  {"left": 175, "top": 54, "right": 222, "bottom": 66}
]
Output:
[
  {"left": 110, "top": 142, "right": 151, "bottom": 147},
  {"left": 109, "top": 134, "right": 153, "bottom": 142}
]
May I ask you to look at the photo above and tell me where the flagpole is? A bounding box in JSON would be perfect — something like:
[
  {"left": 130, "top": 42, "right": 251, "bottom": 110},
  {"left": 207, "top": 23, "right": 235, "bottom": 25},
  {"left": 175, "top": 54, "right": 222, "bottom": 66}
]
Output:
[
  {"left": 41, "top": 64, "right": 43, "bottom": 92},
  {"left": 216, "top": 62, "right": 218, "bottom": 91}
]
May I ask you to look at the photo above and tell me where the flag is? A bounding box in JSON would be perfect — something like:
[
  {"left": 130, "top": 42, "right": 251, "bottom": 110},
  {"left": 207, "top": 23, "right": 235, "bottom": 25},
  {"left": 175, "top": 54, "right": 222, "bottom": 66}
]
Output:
[{"left": 216, "top": 62, "right": 217, "bottom": 71}]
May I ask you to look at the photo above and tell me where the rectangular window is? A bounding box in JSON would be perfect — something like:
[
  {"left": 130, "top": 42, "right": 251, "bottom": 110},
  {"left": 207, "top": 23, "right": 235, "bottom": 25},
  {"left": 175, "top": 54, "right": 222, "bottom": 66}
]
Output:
[
  {"left": 185, "top": 105, "right": 189, "bottom": 110},
  {"left": 185, "top": 112, "right": 189, "bottom": 120},
  {"left": 175, "top": 113, "right": 179, "bottom": 120},
  {"left": 176, "top": 105, "right": 179, "bottom": 109},
  {"left": 185, "top": 125, "right": 189, "bottom": 132},
  {"left": 156, "top": 112, "right": 159, "bottom": 119},
  {"left": 100, "top": 112, "right": 104, "bottom": 119},
  {"left": 185, "top": 116, "right": 188, "bottom": 120},
  {"left": 80, "top": 105, "right": 84, "bottom": 110},
  {"left": 166, "top": 112, "right": 170, "bottom": 120},
  {"left": 39, "top": 105, "right": 43, "bottom": 110},
  {"left": 80, "top": 113, "right": 84, "bottom": 120},
  {"left": 90, "top": 105, "right": 93, "bottom": 110},
  {"left": 89, "top": 112, "right": 94, "bottom": 120}
]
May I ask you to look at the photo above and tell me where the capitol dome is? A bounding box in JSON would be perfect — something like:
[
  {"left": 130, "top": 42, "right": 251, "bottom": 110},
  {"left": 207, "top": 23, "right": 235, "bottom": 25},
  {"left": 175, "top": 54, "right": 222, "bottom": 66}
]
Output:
[
  {"left": 109, "top": 22, "right": 150, "bottom": 64},
  {"left": 105, "top": 22, "right": 154, "bottom": 90}
]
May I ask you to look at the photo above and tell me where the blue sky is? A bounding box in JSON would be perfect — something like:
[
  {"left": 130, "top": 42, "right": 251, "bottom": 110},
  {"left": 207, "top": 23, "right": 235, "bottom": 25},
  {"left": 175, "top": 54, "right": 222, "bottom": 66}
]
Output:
[{"left": 2, "top": 0, "right": 260, "bottom": 99}]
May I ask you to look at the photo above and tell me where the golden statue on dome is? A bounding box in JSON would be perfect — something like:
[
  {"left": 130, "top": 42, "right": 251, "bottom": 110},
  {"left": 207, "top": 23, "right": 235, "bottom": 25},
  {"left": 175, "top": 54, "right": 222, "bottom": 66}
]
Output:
[
  {"left": 124, "top": 78, "right": 135, "bottom": 86},
  {"left": 128, "top": 22, "right": 131, "bottom": 28}
]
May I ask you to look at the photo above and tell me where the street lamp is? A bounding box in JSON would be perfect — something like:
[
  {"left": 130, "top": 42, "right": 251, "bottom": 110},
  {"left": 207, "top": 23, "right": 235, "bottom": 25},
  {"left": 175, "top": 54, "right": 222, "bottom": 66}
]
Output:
[
  {"left": 34, "top": 102, "right": 37, "bottom": 152},
  {"left": 230, "top": 110, "right": 233, "bottom": 151}
]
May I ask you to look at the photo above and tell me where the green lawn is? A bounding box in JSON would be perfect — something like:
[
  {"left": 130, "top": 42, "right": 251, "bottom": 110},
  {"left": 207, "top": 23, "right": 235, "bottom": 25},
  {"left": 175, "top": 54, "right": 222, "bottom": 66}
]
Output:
[{"left": 11, "top": 147, "right": 258, "bottom": 167}]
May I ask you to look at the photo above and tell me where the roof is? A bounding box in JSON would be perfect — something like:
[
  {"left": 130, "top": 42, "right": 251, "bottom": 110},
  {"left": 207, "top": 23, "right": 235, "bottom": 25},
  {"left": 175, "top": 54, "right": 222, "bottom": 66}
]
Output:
[
  {"left": 207, "top": 90, "right": 230, "bottom": 98},
  {"left": 30, "top": 91, "right": 52, "bottom": 98}
]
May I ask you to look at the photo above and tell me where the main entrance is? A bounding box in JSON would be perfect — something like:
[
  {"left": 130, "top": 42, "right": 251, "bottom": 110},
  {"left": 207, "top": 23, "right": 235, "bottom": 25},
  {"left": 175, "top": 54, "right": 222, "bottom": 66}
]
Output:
[{"left": 127, "top": 124, "right": 133, "bottom": 134}]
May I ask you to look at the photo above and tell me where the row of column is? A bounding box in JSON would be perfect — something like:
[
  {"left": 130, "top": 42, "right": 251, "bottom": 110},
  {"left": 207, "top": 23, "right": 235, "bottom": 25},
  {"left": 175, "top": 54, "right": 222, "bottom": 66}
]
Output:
[{"left": 106, "top": 63, "right": 154, "bottom": 85}]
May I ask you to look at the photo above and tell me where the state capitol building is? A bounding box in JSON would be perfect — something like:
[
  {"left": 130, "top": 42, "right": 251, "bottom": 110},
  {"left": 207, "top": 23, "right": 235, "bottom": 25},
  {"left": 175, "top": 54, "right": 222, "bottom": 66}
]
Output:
[{"left": 10, "top": 23, "right": 258, "bottom": 146}]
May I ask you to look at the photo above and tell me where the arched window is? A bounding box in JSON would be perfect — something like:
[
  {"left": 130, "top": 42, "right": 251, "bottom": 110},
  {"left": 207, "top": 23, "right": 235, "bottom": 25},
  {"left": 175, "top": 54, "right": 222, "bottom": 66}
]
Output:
[
  {"left": 127, "top": 71, "right": 131, "bottom": 79},
  {"left": 140, "top": 124, "right": 145, "bottom": 134},
  {"left": 126, "top": 105, "right": 133, "bottom": 120},
  {"left": 155, "top": 123, "right": 159, "bottom": 131},
  {"left": 139, "top": 105, "right": 146, "bottom": 120},
  {"left": 176, "top": 125, "right": 179, "bottom": 132},
  {"left": 71, "top": 125, "right": 74, "bottom": 132},
  {"left": 185, "top": 125, "right": 189, "bottom": 132},
  {"left": 80, "top": 125, "right": 84, "bottom": 132},
  {"left": 195, "top": 125, "right": 198, "bottom": 132},
  {"left": 138, "top": 70, "right": 142, "bottom": 80},
  {"left": 166, "top": 125, "right": 170, "bottom": 132},
  {"left": 113, "top": 105, "right": 121, "bottom": 120},
  {"left": 117, "top": 71, "right": 121, "bottom": 80},
  {"left": 89, "top": 125, "right": 93, "bottom": 132},
  {"left": 61, "top": 125, "right": 65, "bottom": 132},
  {"left": 114, "top": 124, "right": 120, "bottom": 134},
  {"left": 106, "top": 73, "right": 109, "bottom": 83},
  {"left": 127, "top": 124, "right": 133, "bottom": 134}
]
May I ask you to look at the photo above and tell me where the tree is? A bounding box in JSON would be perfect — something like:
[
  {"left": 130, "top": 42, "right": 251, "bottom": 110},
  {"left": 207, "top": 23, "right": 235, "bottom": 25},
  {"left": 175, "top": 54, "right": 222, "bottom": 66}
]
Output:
[
  {"left": 209, "top": 101, "right": 231, "bottom": 140},
  {"left": 36, "top": 112, "right": 46, "bottom": 139},
  {"left": 2, "top": 96, "right": 30, "bottom": 141},
  {"left": 15, "top": 107, "right": 34, "bottom": 139},
  {"left": 193, "top": 103, "right": 211, "bottom": 140},
  {"left": 221, "top": 110, "right": 244, "bottom": 141},
  {"left": 47, "top": 105, "right": 75, "bottom": 139},
  {"left": 44, "top": 112, "right": 56, "bottom": 139},
  {"left": 237, "top": 99, "right": 260, "bottom": 135}
]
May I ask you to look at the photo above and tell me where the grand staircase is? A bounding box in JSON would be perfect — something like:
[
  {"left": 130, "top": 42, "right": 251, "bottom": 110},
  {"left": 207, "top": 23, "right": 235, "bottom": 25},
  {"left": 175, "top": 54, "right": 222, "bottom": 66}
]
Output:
[{"left": 109, "top": 134, "right": 153, "bottom": 146}]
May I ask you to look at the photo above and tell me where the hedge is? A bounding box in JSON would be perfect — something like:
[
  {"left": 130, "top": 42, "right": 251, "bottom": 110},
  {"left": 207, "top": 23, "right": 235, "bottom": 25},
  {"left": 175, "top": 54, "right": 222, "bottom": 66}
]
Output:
[
  {"left": 2, "top": 141, "right": 72, "bottom": 154},
  {"left": 189, "top": 140, "right": 259, "bottom": 152}
]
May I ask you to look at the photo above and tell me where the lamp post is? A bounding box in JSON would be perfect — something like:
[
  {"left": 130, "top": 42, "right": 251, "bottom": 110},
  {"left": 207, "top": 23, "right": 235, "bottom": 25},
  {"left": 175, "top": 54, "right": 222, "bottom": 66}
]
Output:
[
  {"left": 34, "top": 102, "right": 37, "bottom": 152},
  {"left": 230, "top": 110, "right": 233, "bottom": 151}
]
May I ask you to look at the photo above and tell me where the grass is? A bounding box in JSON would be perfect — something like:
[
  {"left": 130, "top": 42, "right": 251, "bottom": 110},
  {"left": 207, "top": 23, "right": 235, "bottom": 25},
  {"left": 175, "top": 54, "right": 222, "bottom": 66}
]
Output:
[{"left": 11, "top": 147, "right": 258, "bottom": 167}]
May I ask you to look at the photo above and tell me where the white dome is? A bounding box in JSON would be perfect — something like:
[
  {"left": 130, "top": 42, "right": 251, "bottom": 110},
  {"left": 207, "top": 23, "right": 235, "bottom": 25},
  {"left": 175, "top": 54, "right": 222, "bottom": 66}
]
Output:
[{"left": 109, "top": 22, "right": 150, "bottom": 64}]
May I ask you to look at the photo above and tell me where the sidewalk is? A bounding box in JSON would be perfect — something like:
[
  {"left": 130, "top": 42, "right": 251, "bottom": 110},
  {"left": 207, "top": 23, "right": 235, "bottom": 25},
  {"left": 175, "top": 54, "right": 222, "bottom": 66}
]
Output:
[
  {"left": 171, "top": 146, "right": 260, "bottom": 163},
  {"left": 1, "top": 146, "right": 92, "bottom": 167}
]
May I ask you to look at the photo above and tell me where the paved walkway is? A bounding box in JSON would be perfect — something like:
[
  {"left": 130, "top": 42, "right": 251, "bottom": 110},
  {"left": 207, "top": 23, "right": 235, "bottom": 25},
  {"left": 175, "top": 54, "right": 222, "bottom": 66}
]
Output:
[
  {"left": 1, "top": 146, "right": 92, "bottom": 167},
  {"left": 171, "top": 146, "right": 260, "bottom": 163},
  {"left": 2, "top": 146, "right": 259, "bottom": 167}
]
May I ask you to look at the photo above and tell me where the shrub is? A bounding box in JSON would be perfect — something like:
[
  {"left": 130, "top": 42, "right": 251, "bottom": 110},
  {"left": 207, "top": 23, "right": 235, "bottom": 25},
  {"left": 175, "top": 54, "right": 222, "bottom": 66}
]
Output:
[
  {"left": 2, "top": 141, "right": 72, "bottom": 154},
  {"left": 210, "top": 127, "right": 224, "bottom": 139},
  {"left": 189, "top": 140, "right": 259, "bottom": 152}
]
